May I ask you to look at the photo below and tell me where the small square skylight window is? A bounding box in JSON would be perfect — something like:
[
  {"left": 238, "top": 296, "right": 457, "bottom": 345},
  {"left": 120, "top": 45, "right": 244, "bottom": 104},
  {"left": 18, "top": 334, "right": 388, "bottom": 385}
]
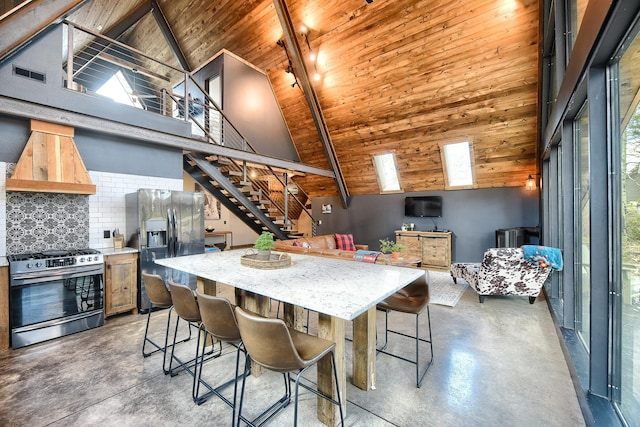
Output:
[
  {"left": 442, "top": 141, "right": 475, "bottom": 188},
  {"left": 372, "top": 152, "right": 402, "bottom": 193}
]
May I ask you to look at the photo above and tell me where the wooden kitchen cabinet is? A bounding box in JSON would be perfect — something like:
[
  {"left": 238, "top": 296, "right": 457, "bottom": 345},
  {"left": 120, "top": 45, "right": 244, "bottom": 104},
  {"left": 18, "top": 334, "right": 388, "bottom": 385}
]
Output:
[
  {"left": 395, "top": 230, "right": 453, "bottom": 271},
  {"left": 104, "top": 253, "right": 138, "bottom": 317}
]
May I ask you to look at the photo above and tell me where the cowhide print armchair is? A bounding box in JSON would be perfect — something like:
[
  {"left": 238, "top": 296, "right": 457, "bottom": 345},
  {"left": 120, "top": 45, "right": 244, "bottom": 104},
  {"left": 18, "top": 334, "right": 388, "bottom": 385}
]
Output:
[{"left": 450, "top": 247, "right": 552, "bottom": 304}]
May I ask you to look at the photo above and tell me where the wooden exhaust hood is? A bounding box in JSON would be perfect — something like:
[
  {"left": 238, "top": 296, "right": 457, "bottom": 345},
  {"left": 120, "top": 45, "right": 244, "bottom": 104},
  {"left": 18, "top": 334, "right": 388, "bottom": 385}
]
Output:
[{"left": 6, "top": 120, "right": 96, "bottom": 195}]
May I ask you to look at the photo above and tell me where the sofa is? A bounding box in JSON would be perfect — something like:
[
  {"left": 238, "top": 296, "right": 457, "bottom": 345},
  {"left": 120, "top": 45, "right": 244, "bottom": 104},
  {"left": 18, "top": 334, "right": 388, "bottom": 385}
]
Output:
[
  {"left": 450, "top": 247, "right": 553, "bottom": 304},
  {"left": 273, "top": 234, "right": 369, "bottom": 261}
]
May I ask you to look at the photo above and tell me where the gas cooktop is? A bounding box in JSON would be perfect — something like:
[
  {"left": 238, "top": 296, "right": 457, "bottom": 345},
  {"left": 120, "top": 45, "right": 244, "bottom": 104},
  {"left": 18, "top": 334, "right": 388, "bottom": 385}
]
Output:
[{"left": 8, "top": 248, "right": 103, "bottom": 274}]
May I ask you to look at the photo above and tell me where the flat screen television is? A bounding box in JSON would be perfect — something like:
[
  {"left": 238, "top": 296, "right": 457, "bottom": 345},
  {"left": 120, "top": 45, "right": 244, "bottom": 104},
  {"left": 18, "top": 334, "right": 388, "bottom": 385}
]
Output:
[{"left": 404, "top": 196, "right": 443, "bottom": 217}]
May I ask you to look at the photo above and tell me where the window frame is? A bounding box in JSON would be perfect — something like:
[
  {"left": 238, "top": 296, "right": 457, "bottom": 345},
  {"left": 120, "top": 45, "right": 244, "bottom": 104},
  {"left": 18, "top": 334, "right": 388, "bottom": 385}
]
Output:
[
  {"left": 439, "top": 140, "right": 477, "bottom": 190},
  {"left": 371, "top": 151, "right": 403, "bottom": 194}
]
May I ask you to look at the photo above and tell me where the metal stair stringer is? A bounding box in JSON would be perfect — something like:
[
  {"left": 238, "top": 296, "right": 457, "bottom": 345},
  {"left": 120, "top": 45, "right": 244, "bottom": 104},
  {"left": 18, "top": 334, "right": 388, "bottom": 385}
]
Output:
[{"left": 184, "top": 153, "right": 289, "bottom": 240}]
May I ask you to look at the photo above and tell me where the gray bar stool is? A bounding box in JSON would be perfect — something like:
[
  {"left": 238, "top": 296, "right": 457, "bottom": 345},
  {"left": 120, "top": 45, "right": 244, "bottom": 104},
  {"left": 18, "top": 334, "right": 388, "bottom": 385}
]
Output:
[
  {"left": 377, "top": 273, "right": 433, "bottom": 388},
  {"left": 234, "top": 306, "right": 344, "bottom": 427},
  {"left": 193, "top": 291, "right": 249, "bottom": 426},
  {"left": 168, "top": 279, "right": 221, "bottom": 380},
  {"left": 141, "top": 273, "right": 191, "bottom": 374}
]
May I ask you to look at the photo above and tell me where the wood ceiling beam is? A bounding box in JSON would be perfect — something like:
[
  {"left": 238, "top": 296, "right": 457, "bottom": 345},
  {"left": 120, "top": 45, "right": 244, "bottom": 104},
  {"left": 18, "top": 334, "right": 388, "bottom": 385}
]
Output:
[
  {"left": 272, "top": 0, "right": 350, "bottom": 208},
  {"left": 0, "top": 96, "right": 335, "bottom": 179},
  {"left": 0, "top": 0, "right": 86, "bottom": 61},
  {"left": 151, "top": 0, "right": 191, "bottom": 72}
]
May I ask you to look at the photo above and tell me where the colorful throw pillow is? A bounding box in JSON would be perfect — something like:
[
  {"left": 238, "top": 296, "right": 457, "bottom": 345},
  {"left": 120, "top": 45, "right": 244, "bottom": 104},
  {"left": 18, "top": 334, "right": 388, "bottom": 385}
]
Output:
[{"left": 335, "top": 233, "right": 356, "bottom": 251}]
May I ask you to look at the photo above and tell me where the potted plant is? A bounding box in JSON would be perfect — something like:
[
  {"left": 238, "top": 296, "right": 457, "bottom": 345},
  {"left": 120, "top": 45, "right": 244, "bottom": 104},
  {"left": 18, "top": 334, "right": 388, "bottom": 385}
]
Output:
[
  {"left": 379, "top": 238, "right": 405, "bottom": 258},
  {"left": 254, "top": 231, "right": 275, "bottom": 260}
]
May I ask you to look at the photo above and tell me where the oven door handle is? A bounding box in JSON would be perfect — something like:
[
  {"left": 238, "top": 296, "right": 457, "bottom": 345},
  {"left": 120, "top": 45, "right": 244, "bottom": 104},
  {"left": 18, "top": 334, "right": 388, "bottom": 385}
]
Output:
[{"left": 11, "top": 268, "right": 104, "bottom": 286}]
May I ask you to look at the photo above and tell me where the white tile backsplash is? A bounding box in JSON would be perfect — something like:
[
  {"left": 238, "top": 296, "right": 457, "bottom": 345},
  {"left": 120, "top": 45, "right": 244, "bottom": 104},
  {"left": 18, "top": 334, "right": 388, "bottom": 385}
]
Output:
[{"left": 88, "top": 171, "right": 182, "bottom": 250}]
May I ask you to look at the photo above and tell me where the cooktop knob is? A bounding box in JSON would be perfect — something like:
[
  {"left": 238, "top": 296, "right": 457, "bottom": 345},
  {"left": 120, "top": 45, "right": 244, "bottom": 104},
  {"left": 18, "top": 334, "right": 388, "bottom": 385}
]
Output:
[
  {"left": 26, "top": 262, "right": 33, "bottom": 269},
  {"left": 35, "top": 262, "right": 43, "bottom": 268},
  {"left": 79, "top": 257, "right": 85, "bottom": 262}
]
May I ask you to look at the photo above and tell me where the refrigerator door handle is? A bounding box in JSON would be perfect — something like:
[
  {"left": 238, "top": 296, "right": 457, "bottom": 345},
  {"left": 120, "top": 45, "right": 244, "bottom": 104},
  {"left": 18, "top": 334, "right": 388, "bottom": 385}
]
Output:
[
  {"left": 172, "top": 208, "right": 178, "bottom": 257},
  {"left": 167, "top": 208, "right": 174, "bottom": 257}
]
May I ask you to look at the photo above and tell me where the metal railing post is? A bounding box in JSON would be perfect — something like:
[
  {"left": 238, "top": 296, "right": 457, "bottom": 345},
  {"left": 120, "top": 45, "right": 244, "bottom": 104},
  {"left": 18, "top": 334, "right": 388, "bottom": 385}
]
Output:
[
  {"left": 183, "top": 71, "right": 189, "bottom": 122},
  {"left": 66, "top": 24, "right": 74, "bottom": 88},
  {"left": 161, "top": 88, "right": 166, "bottom": 116},
  {"left": 242, "top": 160, "right": 247, "bottom": 183},
  {"left": 284, "top": 173, "right": 289, "bottom": 230}
]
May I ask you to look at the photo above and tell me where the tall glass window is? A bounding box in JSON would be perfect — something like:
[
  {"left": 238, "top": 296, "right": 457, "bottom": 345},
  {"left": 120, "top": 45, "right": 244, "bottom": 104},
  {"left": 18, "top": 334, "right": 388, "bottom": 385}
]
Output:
[
  {"left": 556, "top": 144, "right": 564, "bottom": 298},
  {"left": 576, "top": 102, "right": 590, "bottom": 351},
  {"left": 616, "top": 25, "right": 640, "bottom": 425},
  {"left": 568, "top": 0, "right": 589, "bottom": 53}
]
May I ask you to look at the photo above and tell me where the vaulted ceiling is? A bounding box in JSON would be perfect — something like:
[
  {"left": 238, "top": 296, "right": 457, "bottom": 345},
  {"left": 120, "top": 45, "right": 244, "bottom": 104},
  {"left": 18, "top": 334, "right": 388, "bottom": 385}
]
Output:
[{"left": 2, "top": 0, "right": 541, "bottom": 198}]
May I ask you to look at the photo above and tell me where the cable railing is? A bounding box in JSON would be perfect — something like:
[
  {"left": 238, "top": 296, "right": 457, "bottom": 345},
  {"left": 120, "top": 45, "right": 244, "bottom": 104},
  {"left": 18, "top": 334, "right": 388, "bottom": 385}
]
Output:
[{"left": 63, "top": 20, "right": 316, "bottom": 236}]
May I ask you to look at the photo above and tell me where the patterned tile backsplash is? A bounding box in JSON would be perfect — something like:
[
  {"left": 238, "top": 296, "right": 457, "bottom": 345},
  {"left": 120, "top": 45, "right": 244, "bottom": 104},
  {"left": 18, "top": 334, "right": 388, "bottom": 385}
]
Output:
[{"left": 6, "top": 192, "right": 89, "bottom": 254}]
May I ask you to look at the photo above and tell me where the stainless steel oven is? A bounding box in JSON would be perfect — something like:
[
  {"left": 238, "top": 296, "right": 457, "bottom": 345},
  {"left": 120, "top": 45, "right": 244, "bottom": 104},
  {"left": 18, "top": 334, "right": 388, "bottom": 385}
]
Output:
[{"left": 8, "top": 249, "right": 104, "bottom": 349}]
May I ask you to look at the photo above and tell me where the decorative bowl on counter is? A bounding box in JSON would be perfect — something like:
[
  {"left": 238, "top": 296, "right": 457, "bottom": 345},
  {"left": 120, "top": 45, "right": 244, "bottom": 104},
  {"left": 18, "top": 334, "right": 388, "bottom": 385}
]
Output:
[{"left": 205, "top": 227, "right": 215, "bottom": 232}]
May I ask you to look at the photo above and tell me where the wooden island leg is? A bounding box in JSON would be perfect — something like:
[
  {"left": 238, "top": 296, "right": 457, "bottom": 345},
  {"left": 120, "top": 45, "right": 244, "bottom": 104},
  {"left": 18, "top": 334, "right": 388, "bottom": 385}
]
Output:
[
  {"left": 282, "top": 302, "right": 306, "bottom": 332},
  {"left": 352, "top": 306, "right": 376, "bottom": 390},
  {"left": 317, "top": 313, "right": 345, "bottom": 426}
]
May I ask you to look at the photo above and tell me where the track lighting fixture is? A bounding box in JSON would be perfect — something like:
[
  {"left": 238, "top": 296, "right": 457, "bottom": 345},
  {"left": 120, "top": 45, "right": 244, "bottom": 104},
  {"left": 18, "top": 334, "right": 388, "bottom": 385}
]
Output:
[
  {"left": 299, "top": 26, "right": 322, "bottom": 82},
  {"left": 276, "top": 39, "right": 299, "bottom": 88},
  {"left": 300, "top": 26, "right": 315, "bottom": 62}
]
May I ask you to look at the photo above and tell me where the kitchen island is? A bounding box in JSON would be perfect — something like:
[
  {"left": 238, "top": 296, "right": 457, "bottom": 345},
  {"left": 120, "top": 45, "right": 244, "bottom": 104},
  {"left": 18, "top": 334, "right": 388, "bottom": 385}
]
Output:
[{"left": 156, "top": 249, "right": 424, "bottom": 426}]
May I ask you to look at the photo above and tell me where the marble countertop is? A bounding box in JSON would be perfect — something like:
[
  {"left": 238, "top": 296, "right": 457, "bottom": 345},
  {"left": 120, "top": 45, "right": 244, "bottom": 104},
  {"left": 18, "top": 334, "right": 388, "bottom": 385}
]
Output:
[
  {"left": 100, "top": 247, "right": 139, "bottom": 256},
  {"left": 155, "top": 249, "right": 424, "bottom": 321}
]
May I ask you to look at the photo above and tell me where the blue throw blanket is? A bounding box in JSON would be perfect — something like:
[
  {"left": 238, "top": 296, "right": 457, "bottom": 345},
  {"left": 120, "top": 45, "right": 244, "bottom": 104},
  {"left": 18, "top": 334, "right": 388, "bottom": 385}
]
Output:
[{"left": 522, "top": 245, "right": 563, "bottom": 271}]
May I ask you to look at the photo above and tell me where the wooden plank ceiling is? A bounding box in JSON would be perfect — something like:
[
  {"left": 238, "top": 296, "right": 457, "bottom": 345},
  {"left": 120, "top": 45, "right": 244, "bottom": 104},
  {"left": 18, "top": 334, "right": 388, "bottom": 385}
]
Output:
[{"left": 53, "top": 0, "right": 541, "bottom": 197}]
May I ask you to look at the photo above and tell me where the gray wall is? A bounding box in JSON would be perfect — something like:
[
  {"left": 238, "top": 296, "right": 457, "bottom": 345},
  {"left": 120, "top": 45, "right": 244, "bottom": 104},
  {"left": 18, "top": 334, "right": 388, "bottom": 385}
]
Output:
[
  {"left": 190, "top": 53, "right": 300, "bottom": 162},
  {"left": 312, "top": 187, "right": 539, "bottom": 262},
  {"left": 74, "top": 129, "right": 182, "bottom": 178},
  {"left": 223, "top": 54, "right": 299, "bottom": 162}
]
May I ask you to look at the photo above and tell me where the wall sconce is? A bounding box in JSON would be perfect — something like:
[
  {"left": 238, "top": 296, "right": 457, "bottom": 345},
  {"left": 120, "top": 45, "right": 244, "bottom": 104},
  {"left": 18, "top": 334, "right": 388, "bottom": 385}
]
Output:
[
  {"left": 276, "top": 39, "right": 299, "bottom": 88},
  {"left": 525, "top": 174, "right": 540, "bottom": 191}
]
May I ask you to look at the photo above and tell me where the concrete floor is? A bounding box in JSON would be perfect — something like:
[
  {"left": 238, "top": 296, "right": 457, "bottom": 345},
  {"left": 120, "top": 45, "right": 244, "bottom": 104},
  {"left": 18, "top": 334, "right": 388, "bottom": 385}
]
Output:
[{"left": 0, "top": 285, "right": 585, "bottom": 427}]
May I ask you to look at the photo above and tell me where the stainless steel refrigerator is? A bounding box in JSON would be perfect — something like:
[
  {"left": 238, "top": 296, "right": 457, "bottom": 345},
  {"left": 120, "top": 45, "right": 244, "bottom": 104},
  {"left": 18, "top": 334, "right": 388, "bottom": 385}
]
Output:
[{"left": 125, "top": 189, "right": 205, "bottom": 312}]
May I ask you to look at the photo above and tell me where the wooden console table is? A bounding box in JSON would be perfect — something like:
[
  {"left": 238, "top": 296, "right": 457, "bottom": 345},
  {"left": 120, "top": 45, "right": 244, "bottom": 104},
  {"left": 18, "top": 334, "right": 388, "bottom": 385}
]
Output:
[
  {"left": 395, "top": 230, "right": 452, "bottom": 271},
  {"left": 205, "top": 230, "right": 233, "bottom": 249}
]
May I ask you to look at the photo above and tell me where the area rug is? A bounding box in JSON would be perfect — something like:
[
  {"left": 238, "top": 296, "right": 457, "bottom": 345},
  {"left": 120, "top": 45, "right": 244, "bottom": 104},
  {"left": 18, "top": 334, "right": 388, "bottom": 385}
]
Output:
[{"left": 427, "top": 270, "right": 468, "bottom": 307}]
